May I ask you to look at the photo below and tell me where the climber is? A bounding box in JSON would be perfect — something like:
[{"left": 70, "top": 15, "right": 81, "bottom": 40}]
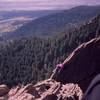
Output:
[
  {"left": 50, "top": 63, "right": 64, "bottom": 79},
  {"left": 50, "top": 50, "right": 75, "bottom": 80},
  {"left": 82, "top": 74, "right": 100, "bottom": 100},
  {"left": 50, "top": 51, "right": 74, "bottom": 80},
  {"left": 56, "top": 64, "right": 64, "bottom": 69}
]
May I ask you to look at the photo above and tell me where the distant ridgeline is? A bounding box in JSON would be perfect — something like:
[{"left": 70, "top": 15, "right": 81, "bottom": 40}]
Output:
[
  {"left": 0, "top": 15, "right": 99, "bottom": 87},
  {"left": 1, "top": 5, "right": 100, "bottom": 40}
]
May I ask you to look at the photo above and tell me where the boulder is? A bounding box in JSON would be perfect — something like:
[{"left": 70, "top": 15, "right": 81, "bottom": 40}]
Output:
[{"left": 0, "top": 85, "right": 9, "bottom": 96}]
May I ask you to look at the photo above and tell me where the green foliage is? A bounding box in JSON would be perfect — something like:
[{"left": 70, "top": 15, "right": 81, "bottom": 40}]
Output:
[{"left": 0, "top": 15, "right": 99, "bottom": 87}]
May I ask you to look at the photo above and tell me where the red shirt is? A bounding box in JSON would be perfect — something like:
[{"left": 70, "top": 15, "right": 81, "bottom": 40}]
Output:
[{"left": 56, "top": 64, "right": 64, "bottom": 69}]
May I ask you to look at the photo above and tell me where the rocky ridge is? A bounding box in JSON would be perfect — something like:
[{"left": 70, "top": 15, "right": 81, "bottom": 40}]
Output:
[
  {"left": 0, "top": 37, "right": 100, "bottom": 99},
  {"left": 0, "top": 79, "right": 83, "bottom": 100},
  {"left": 53, "top": 37, "right": 100, "bottom": 91}
]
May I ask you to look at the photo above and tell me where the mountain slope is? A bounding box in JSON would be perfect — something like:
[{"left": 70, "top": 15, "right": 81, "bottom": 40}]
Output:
[
  {"left": 3, "top": 5, "right": 100, "bottom": 39},
  {"left": 0, "top": 10, "right": 59, "bottom": 21},
  {"left": 0, "top": 15, "right": 99, "bottom": 88},
  {"left": 52, "top": 37, "right": 100, "bottom": 91},
  {"left": 0, "top": 10, "right": 60, "bottom": 36}
]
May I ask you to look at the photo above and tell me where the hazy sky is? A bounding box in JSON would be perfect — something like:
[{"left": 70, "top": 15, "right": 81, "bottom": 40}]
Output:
[{"left": 0, "top": 0, "right": 100, "bottom": 10}]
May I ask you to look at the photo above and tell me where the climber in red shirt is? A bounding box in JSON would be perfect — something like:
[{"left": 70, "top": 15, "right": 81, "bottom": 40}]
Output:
[
  {"left": 56, "top": 64, "right": 64, "bottom": 69},
  {"left": 50, "top": 63, "right": 64, "bottom": 79}
]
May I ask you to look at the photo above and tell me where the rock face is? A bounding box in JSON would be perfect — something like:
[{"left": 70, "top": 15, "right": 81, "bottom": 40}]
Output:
[
  {"left": 0, "top": 37, "right": 100, "bottom": 99},
  {"left": 52, "top": 37, "right": 100, "bottom": 91},
  {"left": 0, "top": 79, "right": 83, "bottom": 100}
]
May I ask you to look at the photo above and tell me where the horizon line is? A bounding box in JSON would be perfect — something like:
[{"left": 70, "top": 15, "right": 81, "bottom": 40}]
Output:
[{"left": 0, "top": 4, "right": 100, "bottom": 11}]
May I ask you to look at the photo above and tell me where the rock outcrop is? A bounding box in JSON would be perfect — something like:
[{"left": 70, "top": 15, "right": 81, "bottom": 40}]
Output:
[
  {"left": 0, "top": 37, "right": 100, "bottom": 99},
  {"left": 52, "top": 37, "right": 100, "bottom": 91},
  {"left": 0, "top": 79, "right": 83, "bottom": 100}
]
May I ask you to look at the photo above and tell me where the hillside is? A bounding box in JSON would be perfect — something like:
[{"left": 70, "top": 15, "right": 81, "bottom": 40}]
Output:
[
  {"left": 3, "top": 5, "right": 100, "bottom": 40},
  {"left": 0, "top": 10, "right": 59, "bottom": 20},
  {"left": 0, "top": 15, "right": 99, "bottom": 88},
  {"left": 0, "top": 10, "right": 59, "bottom": 35},
  {"left": 0, "top": 30, "right": 100, "bottom": 100},
  {"left": 52, "top": 37, "right": 100, "bottom": 91}
]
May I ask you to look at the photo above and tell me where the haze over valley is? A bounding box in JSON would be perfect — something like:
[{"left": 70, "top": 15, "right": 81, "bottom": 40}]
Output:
[
  {"left": 0, "top": 10, "right": 60, "bottom": 36},
  {"left": 0, "top": 5, "right": 99, "bottom": 40}
]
